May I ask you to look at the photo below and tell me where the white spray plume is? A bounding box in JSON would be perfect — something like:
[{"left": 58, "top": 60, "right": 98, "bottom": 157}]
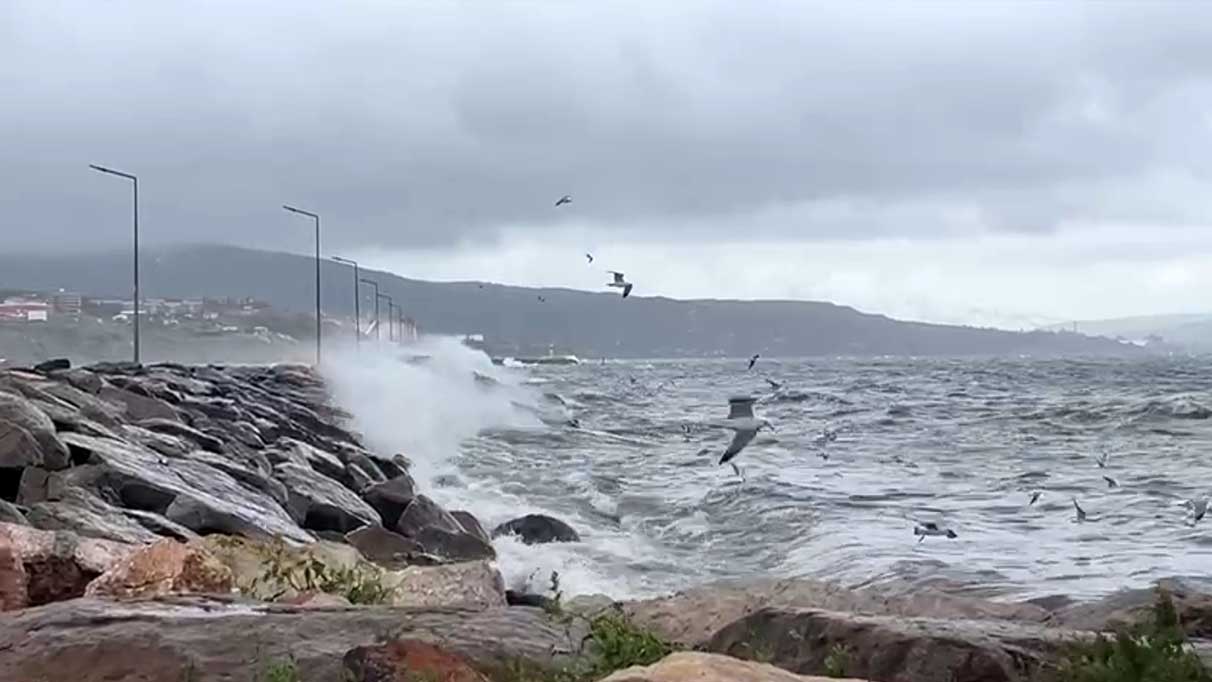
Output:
[
  {"left": 321, "top": 335, "right": 661, "bottom": 599},
  {"left": 320, "top": 335, "right": 542, "bottom": 487}
]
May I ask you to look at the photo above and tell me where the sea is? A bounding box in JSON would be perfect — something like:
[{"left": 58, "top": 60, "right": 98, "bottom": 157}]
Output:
[{"left": 322, "top": 341, "right": 1212, "bottom": 603}]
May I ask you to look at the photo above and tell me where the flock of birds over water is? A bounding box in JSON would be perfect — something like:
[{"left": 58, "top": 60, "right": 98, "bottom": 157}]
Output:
[{"left": 544, "top": 194, "right": 1210, "bottom": 544}]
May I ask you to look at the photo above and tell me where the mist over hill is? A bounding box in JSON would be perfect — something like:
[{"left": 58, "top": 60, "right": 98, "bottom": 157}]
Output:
[{"left": 0, "top": 244, "right": 1136, "bottom": 359}]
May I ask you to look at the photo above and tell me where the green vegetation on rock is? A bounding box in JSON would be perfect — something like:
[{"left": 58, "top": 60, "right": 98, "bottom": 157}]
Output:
[
  {"left": 258, "top": 657, "right": 299, "bottom": 682},
  {"left": 1056, "top": 590, "right": 1210, "bottom": 682},
  {"left": 823, "top": 643, "right": 851, "bottom": 678},
  {"left": 250, "top": 539, "right": 395, "bottom": 605}
]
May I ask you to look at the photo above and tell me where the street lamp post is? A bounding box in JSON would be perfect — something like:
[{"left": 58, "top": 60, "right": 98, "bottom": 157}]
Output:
[
  {"left": 378, "top": 294, "right": 394, "bottom": 343},
  {"left": 282, "top": 205, "right": 321, "bottom": 365},
  {"left": 360, "top": 278, "right": 380, "bottom": 342},
  {"left": 331, "top": 256, "right": 360, "bottom": 349},
  {"left": 89, "top": 164, "right": 140, "bottom": 364}
]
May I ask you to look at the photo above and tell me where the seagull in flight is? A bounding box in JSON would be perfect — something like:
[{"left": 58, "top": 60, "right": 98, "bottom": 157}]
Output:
[
  {"left": 537, "top": 295, "right": 547, "bottom": 303},
  {"left": 607, "top": 271, "right": 633, "bottom": 298},
  {"left": 1185, "top": 498, "right": 1208, "bottom": 524},
  {"left": 586, "top": 253, "right": 594, "bottom": 264},
  {"left": 913, "top": 522, "right": 957, "bottom": 543},
  {"left": 1095, "top": 449, "right": 1110, "bottom": 469},
  {"left": 765, "top": 378, "right": 782, "bottom": 390},
  {"left": 1103, "top": 475, "right": 1119, "bottom": 489},
  {"left": 747, "top": 354, "right": 760, "bottom": 371},
  {"left": 1073, "top": 498, "right": 1089, "bottom": 522},
  {"left": 1029, "top": 491, "right": 1041, "bottom": 506},
  {"left": 713, "top": 396, "right": 773, "bottom": 479},
  {"left": 555, "top": 195, "right": 572, "bottom": 207}
]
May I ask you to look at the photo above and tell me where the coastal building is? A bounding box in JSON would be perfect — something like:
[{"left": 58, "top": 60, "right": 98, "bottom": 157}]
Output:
[
  {"left": 0, "top": 298, "right": 50, "bottom": 322},
  {"left": 52, "top": 291, "right": 82, "bottom": 316}
]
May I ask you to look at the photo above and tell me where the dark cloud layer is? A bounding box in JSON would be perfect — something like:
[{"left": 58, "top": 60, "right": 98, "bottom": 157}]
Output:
[{"left": 3, "top": 1, "right": 1212, "bottom": 253}]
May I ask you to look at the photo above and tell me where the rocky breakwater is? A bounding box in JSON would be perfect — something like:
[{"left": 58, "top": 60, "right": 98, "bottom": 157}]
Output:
[{"left": 2, "top": 360, "right": 1211, "bottom": 682}]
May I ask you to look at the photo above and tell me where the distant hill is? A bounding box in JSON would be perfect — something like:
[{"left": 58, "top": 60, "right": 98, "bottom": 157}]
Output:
[{"left": 0, "top": 244, "right": 1138, "bottom": 359}]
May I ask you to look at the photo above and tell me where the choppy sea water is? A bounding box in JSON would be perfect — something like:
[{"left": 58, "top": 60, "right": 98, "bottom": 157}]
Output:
[{"left": 326, "top": 345, "right": 1212, "bottom": 602}]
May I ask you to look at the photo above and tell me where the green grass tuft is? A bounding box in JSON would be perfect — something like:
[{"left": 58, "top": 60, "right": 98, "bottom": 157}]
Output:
[
  {"left": 259, "top": 658, "right": 299, "bottom": 682},
  {"left": 1056, "top": 589, "right": 1211, "bottom": 682},
  {"left": 823, "top": 643, "right": 851, "bottom": 678}
]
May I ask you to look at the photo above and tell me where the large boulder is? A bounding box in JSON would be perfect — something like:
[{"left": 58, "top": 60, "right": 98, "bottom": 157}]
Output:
[
  {"left": 395, "top": 494, "right": 462, "bottom": 537},
  {"left": 344, "top": 525, "right": 427, "bottom": 569},
  {"left": 137, "top": 418, "right": 226, "bottom": 453},
  {"left": 274, "top": 461, "right": 379, "bottom": 533},
  {"left": 1048, "top": 577, "right": 1212, "bottom": 639},
  {"left": 23, "top": 485, "right": 195, "bottom": 544},
  {"left": 0, "top": 522, "right": 134, "bottom": 610},
  {"left": 0, "top": 501, "right": 26, "bottom": 526},
  {"left": 415, "top": 526, "right": 496, "bottom": 562},
  {"left": 384, "top": 560, "right": 506, "bottom": 610},
  {"left": 601, "top": 652, "right": 866, "bottom": 682},
  {"left": 0, "top": 594, "right": 581, "bottom": 682},
  {"left": 343, "top": 639, "right": 491, "bottom": 682},
  {"left": 707, "top": 607, "right": 1077, "bottom": 682},
  {"left": 199, "top": 536, "right": 365, "bottom": 600},
  {"left": 451, "top": 510, "right": 491, "bottom": 544},
  {"left": 85, "top": 538, "right": 233, "bottom": 599},
  {"left": 623, "top": 577, "right": 1048, "bottom": 648},
  {"left": 0, "top": 391, "right": 70, "bottom": 469},
  {"left": 492, "top": 513, "right": 581, "bottom": 545},
  {"left": 58, "top": 432, "right": 312, "bottom": 543},
  {"left": 98, "top": 385, "right": 181, "bottom": 422},
  {"left": 363, "top": 475, "right": 416, "bottom": 528}
]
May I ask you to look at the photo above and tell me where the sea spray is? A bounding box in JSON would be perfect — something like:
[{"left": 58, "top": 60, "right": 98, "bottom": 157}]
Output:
[{"left": 320, "top": 336, "right": 656, "bottom": 598}]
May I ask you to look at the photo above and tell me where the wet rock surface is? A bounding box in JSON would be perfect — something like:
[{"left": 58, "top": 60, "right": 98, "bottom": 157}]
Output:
[{"left": 491, "top": 513, "right": 581, "bottom": 545}]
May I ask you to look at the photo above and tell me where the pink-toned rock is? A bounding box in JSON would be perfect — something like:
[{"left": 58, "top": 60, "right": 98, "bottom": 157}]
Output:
[
  {"left": 601, "top": 652, "right": 867, "bottom": 682},
  {"left": 0, "top": 521, "right": 134, "bottom": 610},
  {"left": 0, "top": 542, "right": 26, "bottom": 611},
  {"left": 85, "top": 539, "right": 233, "bottom": 599},
  {"left": 343, "top": 639, "right": 491, "bottom": 682}
]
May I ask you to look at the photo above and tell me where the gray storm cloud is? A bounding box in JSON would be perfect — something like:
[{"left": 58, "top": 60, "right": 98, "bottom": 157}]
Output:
[{"left": 2, "top": 1, "right": 1211, "bottom": 253}]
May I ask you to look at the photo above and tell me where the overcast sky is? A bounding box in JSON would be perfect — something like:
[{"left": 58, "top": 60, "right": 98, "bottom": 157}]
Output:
[{"left": 4, "top": 1, "right": 1212, "bottom": 327}]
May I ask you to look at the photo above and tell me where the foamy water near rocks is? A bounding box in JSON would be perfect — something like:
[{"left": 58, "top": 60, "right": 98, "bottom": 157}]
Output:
[{"left": 0, "top": 359, "right": 1208, "bottom": 681}]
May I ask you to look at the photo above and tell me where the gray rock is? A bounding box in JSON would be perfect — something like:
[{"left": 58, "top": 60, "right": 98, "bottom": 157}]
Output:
[
  {"left": 492, "top": 514, "right": 581, "bottom": 545},
  {"left": 51, "top": 368, "right": 103, "bottom": 395},
  {"left": 190, "top": 450, "right": 289, "bottom": 506},
  {"left": 344, "top": 525, "right": 426, "bottom": 568},
  {"left": 415, "top": 526, "right": 496, "bottom": 562},
  {"left": 274, "top": 462, "right": 379, "bottom": 534},
  {"left": 0, "top": 391, "right": 69, "bottom": 470},
  {"left": 137, "top": 418, "right": 226, "bottom": 453},
  {"left": 0, "top": 501, "right": 27, "bottom": 526},
  {"left": 1048, "top": 576, "right": 1212, "bottom": 639},
  {"left": 362, "top": 475, "right": 416, "bottom": 527},
  {"left": 707, "top": 607, "right": 1077, "bottom": 682},
  {"left": 623, "top": 577, "right": 1049, "bottom": 649},
  {"left": 451, "top": 510, "right": 491, "bottom": 544},
  {"left": 32, "top": 359, "right": 70, "bottom": 374},
  {"left": 267, "top": 438, "right": 346, "bottom": 481},
  {"left": 396, "top": 494, "right": 462, "bottom": 538},
  {"left": 0, "top": 421, "right": 45, "bottom": 470},
  {"left": 60, "top": 432, "right": 311, "bottom": 544},
  {"left": 23, "top": 486, "right": 182, "bottom": 544},
  {"left": 0, "top": 593, "right": 579, "bottom": 682},
  {"left": 98, "top": 385, "right": 181, "bottom": 422}
]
